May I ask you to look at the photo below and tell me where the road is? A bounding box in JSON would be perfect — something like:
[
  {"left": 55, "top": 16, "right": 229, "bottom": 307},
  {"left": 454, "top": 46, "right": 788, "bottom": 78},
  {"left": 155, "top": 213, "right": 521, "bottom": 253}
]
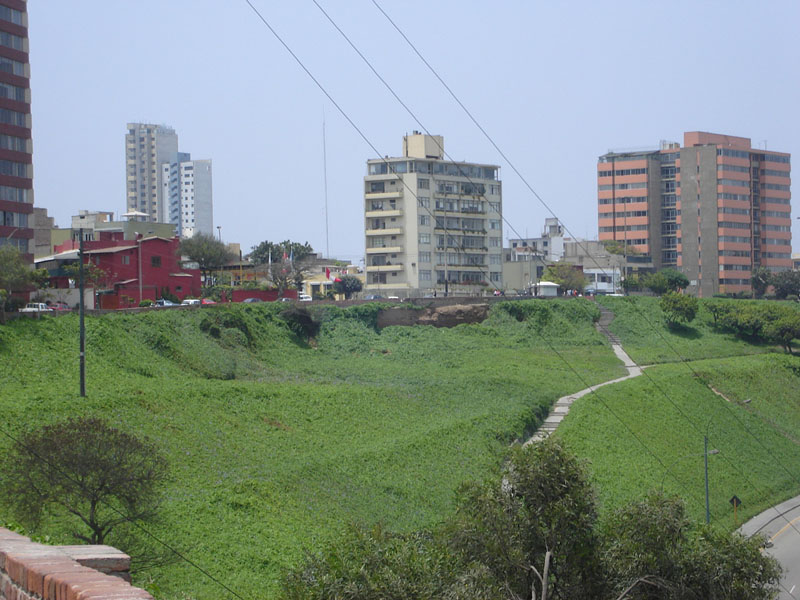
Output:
[{"left": 741, "top": 495, "right": 800, "bottom": 600}]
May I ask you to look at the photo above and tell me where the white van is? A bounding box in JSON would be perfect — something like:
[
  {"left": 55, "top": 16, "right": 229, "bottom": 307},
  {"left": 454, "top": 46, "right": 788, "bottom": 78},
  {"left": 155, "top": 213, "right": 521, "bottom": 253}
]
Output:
[{"left": 181, "top": 298, "right": 201, "bottom": 306}]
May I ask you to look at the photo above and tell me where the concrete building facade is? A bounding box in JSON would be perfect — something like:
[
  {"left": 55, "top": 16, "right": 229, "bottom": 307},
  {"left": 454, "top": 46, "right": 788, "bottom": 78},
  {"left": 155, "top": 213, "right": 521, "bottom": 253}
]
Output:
[
  {"left": 162, "top": 158, "right": 213, "bottom": 237},
  {"left": 598, "top": 132, "right": 792, "bottom": 297},
  {"left": 364, "top": 133, "right": 502, "bottom": 297},
  {"left": 125, "top": 123, "right": 179, "bottom": 223},
  {"left": 0, "top": 0, "right": 32, "bottom": 261}
]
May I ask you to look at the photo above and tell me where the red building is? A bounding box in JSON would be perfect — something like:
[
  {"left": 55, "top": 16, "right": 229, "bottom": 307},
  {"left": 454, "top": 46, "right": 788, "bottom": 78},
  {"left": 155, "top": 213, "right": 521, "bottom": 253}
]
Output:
[
  {"left": 0, "top": 1, "right": 33, "bottom": 263},
  {"left": 49, "top": 231, "right": 200, "bottom": 308}
]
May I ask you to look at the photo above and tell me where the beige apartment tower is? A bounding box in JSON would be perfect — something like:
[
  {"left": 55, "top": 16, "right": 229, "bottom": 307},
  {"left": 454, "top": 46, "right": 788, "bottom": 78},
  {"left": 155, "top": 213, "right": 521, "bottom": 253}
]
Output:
[
  {"left": 364, "top": 133, "right": 503, "bottom": 298},
  {"left": 125, "top": 123, "right": 181, "bottom": 223}
]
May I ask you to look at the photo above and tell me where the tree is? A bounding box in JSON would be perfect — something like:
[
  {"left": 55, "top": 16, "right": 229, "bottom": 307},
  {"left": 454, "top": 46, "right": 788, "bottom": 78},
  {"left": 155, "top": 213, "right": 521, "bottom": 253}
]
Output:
[
  {"left": 622, "top": 272, "right": 643, "bottom": 293},
  {"left": 448, "top": 439, "right": 602, "bottom": 600},
  {"left": 660, "top": 268, "right": 689, "bottom": 292},
  {"left": 771, "top": 270, "right": 800, "bottom": 300},
  {"left": 0, "top": 417, "right": 168, "bottom": 545},
  {"left": 333, "top": 275, "right": 362, "bottom": 299},
  {"left": 0, "top": 246, "right": 32, "bottom": 323},
  {"left": 601, "top": 491, "right": 780, "bottom": 600},
  {"left": 250, "top": 240, "right": 314, "bottom": 266},
  {"left": 763, "top": 313, "right": 800, "bottom": 354},
  {"left": 660, "top": 291, "right": 698, "bottom": 326},
  {"left": 751, "top": 267, "right": 771, "bottom": 299},
  {"left": 542, "top": 262, "right": 588, "bottom": 293},
  {"left": 179, "top": 233, "right": 234, "bottom": 287},
  {"left": 643, "top": 272, "right": 670, "bottom": 295},
  {"left": 63, "top": 261, "right": 109, "bottom": 291}
]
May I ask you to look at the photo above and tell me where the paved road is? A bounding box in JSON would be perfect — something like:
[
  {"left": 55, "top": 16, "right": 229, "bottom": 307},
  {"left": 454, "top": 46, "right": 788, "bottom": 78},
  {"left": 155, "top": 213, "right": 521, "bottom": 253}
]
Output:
[{"left": 741, "top": 495, "right": 800, "bottom": 599}]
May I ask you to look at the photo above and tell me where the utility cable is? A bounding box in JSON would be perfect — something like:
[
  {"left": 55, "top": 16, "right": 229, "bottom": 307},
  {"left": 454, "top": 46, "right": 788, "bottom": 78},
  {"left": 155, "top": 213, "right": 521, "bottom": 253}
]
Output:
[{"left": 0, "top": 423, "right": 249, "bottom": 600}]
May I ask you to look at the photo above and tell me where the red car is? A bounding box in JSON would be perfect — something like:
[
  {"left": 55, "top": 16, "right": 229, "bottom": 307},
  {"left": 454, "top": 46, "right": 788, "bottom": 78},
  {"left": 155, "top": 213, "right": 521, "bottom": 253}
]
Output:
[
  {"left": 50, "top": 302, "right": 71, "bottom": 312},
  {"left": 201, "top": 298, "right": 216, "bottom": 305}
]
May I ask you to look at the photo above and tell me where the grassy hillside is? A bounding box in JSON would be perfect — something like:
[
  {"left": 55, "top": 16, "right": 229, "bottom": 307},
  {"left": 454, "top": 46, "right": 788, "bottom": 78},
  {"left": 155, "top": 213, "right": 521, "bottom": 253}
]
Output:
[
  {"left": 596, "top": 295, "right": 785, "bottom": 364},
  {"left": 0, "top": 300, "right": 623, "bottom": 599}
]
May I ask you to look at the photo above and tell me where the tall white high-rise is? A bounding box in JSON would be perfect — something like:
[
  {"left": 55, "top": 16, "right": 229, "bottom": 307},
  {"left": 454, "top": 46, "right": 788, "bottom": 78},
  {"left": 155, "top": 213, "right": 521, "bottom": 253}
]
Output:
[
  {"left": 126, "top": 123, "right": 213, "bottom": 237},
  {"left": 162, "top": 158, "right": 213, "bottom": 238}
]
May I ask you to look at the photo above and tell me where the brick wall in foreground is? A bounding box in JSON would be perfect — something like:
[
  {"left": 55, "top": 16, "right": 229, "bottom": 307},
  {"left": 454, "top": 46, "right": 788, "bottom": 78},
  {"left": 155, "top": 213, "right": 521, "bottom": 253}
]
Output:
[{"left": 0, "top": 528, "right": 152, "bottom": 600}]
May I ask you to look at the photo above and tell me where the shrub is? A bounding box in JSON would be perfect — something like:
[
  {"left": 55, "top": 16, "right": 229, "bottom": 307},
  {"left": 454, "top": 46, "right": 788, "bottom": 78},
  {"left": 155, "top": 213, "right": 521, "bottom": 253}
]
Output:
[
  {"left": 138, "top": 299, "right": 152, "bottom": 307},
  {"left": 660, "top": 292, "right": 698, "bottom": 326}
]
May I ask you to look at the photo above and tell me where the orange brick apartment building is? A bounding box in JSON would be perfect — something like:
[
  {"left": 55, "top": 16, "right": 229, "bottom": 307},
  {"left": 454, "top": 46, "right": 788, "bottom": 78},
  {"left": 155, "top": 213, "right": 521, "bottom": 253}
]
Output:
[{"left": 598, "top": 132, "right": 792, "bottom": 297}]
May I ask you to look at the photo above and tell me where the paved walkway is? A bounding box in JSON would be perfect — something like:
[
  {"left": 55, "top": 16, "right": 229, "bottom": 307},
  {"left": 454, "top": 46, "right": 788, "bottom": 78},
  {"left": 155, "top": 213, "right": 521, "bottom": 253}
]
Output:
[{"left": 525, "top": 305, "right": 644, "bottom": 445}]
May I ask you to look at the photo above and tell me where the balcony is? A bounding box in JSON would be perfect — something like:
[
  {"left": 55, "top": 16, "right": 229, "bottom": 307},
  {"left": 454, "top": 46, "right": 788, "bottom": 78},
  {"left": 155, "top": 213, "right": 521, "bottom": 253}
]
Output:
[
  {"left": 366, "top": 227, "right": 403, "bottom": 236},
  {"left": 366, "top": 264, "right": 404, "bottom": 272},
  {"left": 365, "top": 190, "right": 402, "bottom": 200},
  {"left": 366, "top": 246, "right": 402, "bottom": 254},
  {"left": 365, "top": 209, "right": 402, "bottom": 218}
]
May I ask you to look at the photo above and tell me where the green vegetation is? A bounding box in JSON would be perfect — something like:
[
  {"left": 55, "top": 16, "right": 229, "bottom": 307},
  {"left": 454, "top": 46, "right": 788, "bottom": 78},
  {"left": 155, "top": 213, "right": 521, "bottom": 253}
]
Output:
[
  {"left": 0, "top": 299, "right": 621, "bottom": 598},
  {"left": 596, "top": 296, "right": 789, "bottom": 364},
  {"left": 557, "top": 353, "right": 800, "bottom": 529}
]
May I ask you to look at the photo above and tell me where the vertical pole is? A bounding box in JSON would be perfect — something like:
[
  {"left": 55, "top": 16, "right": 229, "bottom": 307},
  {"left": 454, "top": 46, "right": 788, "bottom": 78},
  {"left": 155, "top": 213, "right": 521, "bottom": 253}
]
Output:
[
  {"left": 78, "top": 229, "right": 86, "bottom": 397},
  {"left": 704, "top": 435, "right": 710, "bottom": 524},
  {"left": 322, "top": 113, "right": 330, "bottom": 258},
  {"left": 138, "top": 237, "right": 143, "bottom": 304}
]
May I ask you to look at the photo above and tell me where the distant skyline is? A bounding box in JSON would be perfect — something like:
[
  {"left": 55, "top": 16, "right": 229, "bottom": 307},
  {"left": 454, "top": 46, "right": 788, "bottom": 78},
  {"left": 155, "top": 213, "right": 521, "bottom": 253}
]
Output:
[{"left": 29, "top": 1, "right": 799, "bottom": 261}]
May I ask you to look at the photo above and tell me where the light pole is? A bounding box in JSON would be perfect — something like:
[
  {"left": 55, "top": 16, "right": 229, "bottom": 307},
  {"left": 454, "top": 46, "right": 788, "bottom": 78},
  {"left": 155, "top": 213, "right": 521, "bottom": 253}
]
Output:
[
  {"left": 217, "top": 226, "right": 222, "bottom": 242},
  {"left": 134, "top": 232, "right": 143, "bottom": 304},
  {"left": 660, "top": 442, "right": 719, "bottom": 524}
]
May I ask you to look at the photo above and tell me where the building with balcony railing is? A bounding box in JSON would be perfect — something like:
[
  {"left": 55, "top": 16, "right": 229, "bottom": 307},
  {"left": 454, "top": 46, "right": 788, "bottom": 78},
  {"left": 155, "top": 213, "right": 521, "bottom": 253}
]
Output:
[
  {"left": 364, "top": 133, "right": 502, "bottom": 297},
  {"left": 598, "top": 132, "right": 791, "bottom": 297}
]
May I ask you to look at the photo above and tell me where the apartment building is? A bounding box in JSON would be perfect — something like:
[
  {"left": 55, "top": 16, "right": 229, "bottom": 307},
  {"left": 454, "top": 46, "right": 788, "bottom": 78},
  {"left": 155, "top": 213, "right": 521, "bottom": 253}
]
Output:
[
  {"left": 162, "top": 158, "right": 213, "bottom": 237},
  {"left": 598, "top": 132, "right": 792, "bottom": 297},
  {"left": 125, "top": 123, "right": 180, "bottom": 223},
  {"left": 364, "top": 133, "right": 502, "bottom": 297},
  {"left": 0, "top": 0, "right": 32, "bottom": 262}
]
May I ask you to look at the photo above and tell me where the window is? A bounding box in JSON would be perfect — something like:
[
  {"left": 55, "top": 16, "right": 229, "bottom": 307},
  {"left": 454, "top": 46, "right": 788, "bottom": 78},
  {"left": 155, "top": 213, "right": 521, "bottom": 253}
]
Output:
[
  {"left": 489, "top": 237, "right": 501, "bottom": 247},
  {"left": 418, "top": 233, "right": 430, "bottom": 244},
  {"left": 417, "top": 196, "right": 429, "bottom": 208},
  {"left": 419, "top": 215, "right": 430, "bottom": 226},
  {"left": 418, "top": 178, "right": 429, "bottom": 189},
  {"left": 0, "top": 186, "right": 27, "bottom": 203},
  {"left": 489, "top": 201, "right": 500, "bottom": 212},
  {"left": 490, "top": 272, "right": 501, "bottom": 282},
  {"left": 0, "top": 82, "right": 25, "bottom": 102},
  {"left": 0, "top": 108, "right": 26, "bottom": 128},
  {"left": 489, "top": 254, "right": 501, "bottom": 265},
  {"left": 419, "top": 251, "right": 431, "bottom": 263},
  {"left": 369, "top": 181, "right": 385, "bottom": 193},
  {"left": 0, "top": 159, "right": 28, "bottom": 177},
  {"left": 122, "top": 255, "right": 130, "bottom": 265},
  {"left": 419, "top": 270, "right": 432, "bottom": 281},
  {"left": 489, "top": 219, "right": 501, "bottom": 230},
  {"left": 0, "top": 6, "right": 23, "bottom": 26},
  {"left": 151, "top": 256, "right": 162, "bottom": 267}
]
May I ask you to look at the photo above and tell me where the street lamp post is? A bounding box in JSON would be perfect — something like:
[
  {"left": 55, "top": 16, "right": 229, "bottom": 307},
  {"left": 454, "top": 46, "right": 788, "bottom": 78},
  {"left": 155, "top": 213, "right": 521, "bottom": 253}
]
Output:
[
  {"left": 217, "top": 226, "right": 222, "bottom": 242},
  {"left": 660, "top": 441, "right": 719, "bottom": 524}
]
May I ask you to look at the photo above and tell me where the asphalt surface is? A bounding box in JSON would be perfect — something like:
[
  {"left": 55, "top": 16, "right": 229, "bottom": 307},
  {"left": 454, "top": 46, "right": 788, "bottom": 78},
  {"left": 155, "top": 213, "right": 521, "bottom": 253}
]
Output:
[{"left": 741, "top": 495, "right": 800, "bottom": 600}]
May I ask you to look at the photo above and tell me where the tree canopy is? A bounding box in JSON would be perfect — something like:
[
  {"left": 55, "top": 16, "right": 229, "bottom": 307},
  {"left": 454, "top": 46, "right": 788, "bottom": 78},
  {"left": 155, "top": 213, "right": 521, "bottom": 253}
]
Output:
[
  {"left": 250, "top": 240, "right": 314, "bottom": 265},
  {"left": 179, "top": 233, "right": 235, "bottom": 286},
  {"left": 0, "top": 417, "right": 168, "bottom": 545},
  {"left": 543, "top": 262, "right": 588, "bottom": 293},
  {"left": 660, "top": 291, "right": 698, "bottom": 326},
  {"left": 0, "top": 246, "right": 32, "bottom": 320},
  {"left": 751, "top": 267, "right": 771, "bottom": 299},
  {"left": 771, "top": 270, "right": 800, "bottom": 300},
  {"left": 333, "top": 275, "right": 363, "bottom": 299}
]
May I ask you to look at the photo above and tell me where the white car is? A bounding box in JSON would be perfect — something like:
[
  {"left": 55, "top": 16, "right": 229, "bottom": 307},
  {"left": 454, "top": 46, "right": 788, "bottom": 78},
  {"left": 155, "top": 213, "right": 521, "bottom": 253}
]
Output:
[
  {"left": 298, "top": 293, "right": 312, "bottom": 302},
  {"left": 19, "top": 302, "right": 53, "bottom": 313},
  {"left": 181, "top": 298, "right": 201, "bottom": 305}
]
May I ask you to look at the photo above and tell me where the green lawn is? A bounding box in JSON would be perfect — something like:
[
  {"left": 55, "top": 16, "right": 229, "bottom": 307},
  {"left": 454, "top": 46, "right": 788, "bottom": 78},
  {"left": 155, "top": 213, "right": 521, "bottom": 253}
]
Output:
[
  {"left": 557, "top": 352, "right": 800, "bottom": 530},
  {"left": 0, "top": 300, "right": 623, "bottom": 599},
  {"left": 596, "top": 295, "right": 778, "bottom": 364}
]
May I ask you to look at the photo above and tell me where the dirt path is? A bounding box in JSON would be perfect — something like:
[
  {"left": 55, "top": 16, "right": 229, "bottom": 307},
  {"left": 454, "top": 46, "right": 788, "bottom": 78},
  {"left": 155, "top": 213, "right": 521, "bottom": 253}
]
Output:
[{"left": 525, "top": 305, "right": 644, "bottom": 445}]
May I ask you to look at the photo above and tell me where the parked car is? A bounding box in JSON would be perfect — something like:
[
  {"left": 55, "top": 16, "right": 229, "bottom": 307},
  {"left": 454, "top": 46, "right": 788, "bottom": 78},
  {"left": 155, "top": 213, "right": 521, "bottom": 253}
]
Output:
[
  {"left": 181, "top": 298, "right": 201, "bottom": 306},
  {"left": 364, "top": 294, "right": 384, "bottom": 300},
  {"left": 19, "top": 302, "right": 53, "bottom": 313},
  {"left": 242, "top": 297, "right": 262, "bottom": 303},
  {"left": 154, "top": 298, "right": 176, "bottom": 307},
  {"left": 50, "top": 302, "right": 71, "bottom": 312},
  {"left": 278, "top": 297, "right": 292, "bottom": 302},
  {"left": 298, "top": 293, "right": 312, "bottom": 302},
  {"left": 201, "top": 298, "right": 217, "bottom": 305}
]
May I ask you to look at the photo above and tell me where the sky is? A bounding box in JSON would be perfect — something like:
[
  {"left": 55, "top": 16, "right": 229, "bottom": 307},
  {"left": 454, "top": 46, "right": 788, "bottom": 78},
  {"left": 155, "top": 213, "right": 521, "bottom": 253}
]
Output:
[{"left": 28, "top": 1, "right": 800, "bottom": 262}]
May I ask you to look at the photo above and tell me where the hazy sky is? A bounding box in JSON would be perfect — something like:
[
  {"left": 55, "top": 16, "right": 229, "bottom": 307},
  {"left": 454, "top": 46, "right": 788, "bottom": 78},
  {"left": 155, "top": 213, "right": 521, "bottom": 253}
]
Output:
[{"left": 29, "top": 1, "right": 800, "bottom": 261}]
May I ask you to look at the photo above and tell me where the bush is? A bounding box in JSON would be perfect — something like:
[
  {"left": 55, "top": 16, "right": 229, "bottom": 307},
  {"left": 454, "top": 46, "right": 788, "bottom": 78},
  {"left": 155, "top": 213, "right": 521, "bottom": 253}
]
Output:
[
  {"left": 660, "top": 292, "right": 698, "bottom": 326},
  {"left": 138, "top": 299, "right": 152, "bottom": 307}
]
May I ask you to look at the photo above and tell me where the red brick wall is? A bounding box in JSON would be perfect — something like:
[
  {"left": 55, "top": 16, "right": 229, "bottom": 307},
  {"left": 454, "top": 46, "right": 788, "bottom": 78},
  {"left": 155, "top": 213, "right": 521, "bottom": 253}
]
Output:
[{"left": 0, "top": 528, "right": 152, "bottom": 600}]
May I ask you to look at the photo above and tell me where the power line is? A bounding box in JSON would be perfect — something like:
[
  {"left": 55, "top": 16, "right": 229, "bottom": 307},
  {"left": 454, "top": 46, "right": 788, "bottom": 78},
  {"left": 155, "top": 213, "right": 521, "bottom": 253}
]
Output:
[
  {"left": 0, "top": 423, "right": 249, "bottom": 600},
  {"left": 368, "top": 0, "right": 800, "bottom": 541}
]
